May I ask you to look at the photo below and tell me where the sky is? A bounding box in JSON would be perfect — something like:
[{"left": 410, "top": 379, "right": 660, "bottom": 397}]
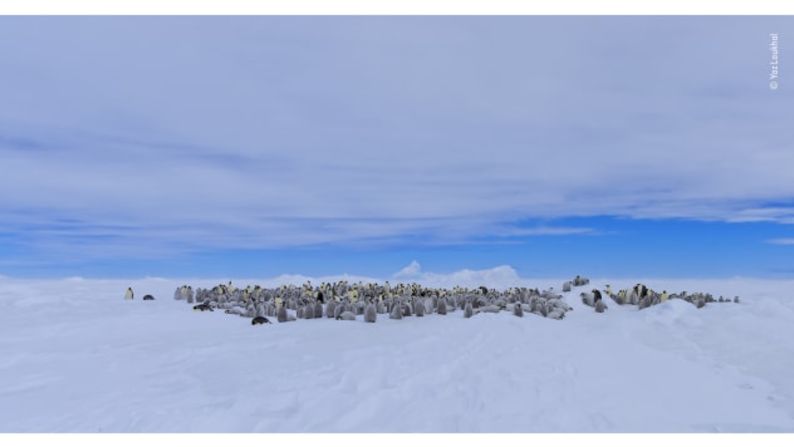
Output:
[{"left": 0, "top": 16, "right": 792, "bottom": 279}]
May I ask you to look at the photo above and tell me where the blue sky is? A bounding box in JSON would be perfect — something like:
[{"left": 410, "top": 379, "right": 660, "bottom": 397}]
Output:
[{"left": 0, "top": 16, "right": 792, "bottom": 278}]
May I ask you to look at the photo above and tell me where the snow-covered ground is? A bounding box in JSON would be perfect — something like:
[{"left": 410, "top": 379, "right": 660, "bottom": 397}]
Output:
[{"left": 1, "top": 274, "right": 794, "bottom": 432}]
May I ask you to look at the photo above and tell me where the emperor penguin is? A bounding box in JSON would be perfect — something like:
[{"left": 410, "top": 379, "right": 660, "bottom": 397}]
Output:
[
  {"left": 414, "top": 299, "right": 425, "bottom": 317},
  {"left": 304, "top": 304, "right": 315, "bottom": 319},
  {"left": 464, "top": 301, "right": 474, "bottom": 318},
  {"left": 193, "top": 302, "right": 213, "bottom": 312},
  {"left": 277, "top": 304, "right": 288, "bottom": 323},
  {"left": 326, "top": 300, "right": 337, "bottom": 318},
  {"left": 402, "top": 301, "right": 412, "bottom": 317},
  {"left": 513, "top": 302, "right": 524, "bottom": 317},
  {"left": 364, "top": 302, "right": 377, "bottom": 323},
  {"left": 389, "top": 301, "right": 403, "bottom": 320},
  {"left": 251, "top": 316, "right": 271, "bottom": 325},
  {"left": 143, "top": 294, "right": 155, "bottom": 301},
  {"left": 124, "top": 287, "right": 134, "bottom": 300},
  {"left": 337, "top": 311, "right": 356, "bottom": 321},
  {"left": 314, "top": 302, "right": 323, "bottom": 319},
  {"left": 437, "top": 299, "right": 448, "bottom": 315},
  {"left": 660, "top": 290, "right": 669, "bottom": 302},
  {"left": 595, "top": 300, "right": 607, "bottom": 313},
  {"left": 333, "top": 303, "right": 345, "bottom": 320}
]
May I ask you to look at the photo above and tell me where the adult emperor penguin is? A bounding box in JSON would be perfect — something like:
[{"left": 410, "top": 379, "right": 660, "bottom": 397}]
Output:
[
  {"left": 124, "top": 287, "right": 134, "bottom": 300},
  {"left": 193, "top": 302, "right": 213, "bottom": 312},
  {"left": 251, "top": 316, "right": 271, "bottom": 325}
]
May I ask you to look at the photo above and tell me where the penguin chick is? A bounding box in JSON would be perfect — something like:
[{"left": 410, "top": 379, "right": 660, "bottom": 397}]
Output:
[
  {"left": 595, "top": 300, "right": 607, "bottom": 313},
  {"left": 364, "top": 302, "right": 377, "bottom": 323},
  {"left": 414, "top": 299, "right": 425, "bottom": 317},
  {"left": 437, "top": 299, "right": 447, "bottom": 315},
  {"left": 513, "top": 302, "right": 524, "bottom": 317},
  {"left": 389, "top": 302, "right": 403, "bottom": 320},
  {"left": 336, "top": 311, "right": 356, "bottom": 321},
  {"left": 277, "top": 305, "right": 288, "bottom": 323}
]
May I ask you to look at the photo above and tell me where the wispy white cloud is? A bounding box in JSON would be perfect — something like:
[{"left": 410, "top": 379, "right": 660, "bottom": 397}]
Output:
[
  {"left": 0, "top": 16, "right": 792, "bottom": 263},
  {"left": 766, "top": 238, "right": 794, "bottom": 246}
]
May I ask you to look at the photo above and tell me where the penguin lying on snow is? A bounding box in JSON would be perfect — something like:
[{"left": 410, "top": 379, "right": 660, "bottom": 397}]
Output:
[
  {"left": 143, "top": 294, "right": 155, "bottom": 301},
  {"left": 580, "top": 292, "right": 595, "bottom": 307},
  {"left": 336, "top": 311, "right": 356, "bottom": 321},
  {"left": 193, "top": 303, "right": 213, "bottom": 312},
  {"left": 251, "top": 316, "right": 271, "bottom": 325}
]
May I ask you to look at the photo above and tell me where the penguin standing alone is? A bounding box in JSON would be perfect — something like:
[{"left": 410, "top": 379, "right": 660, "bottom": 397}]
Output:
[
  {"left": 124, "top": 287, "right": 134, "bottom": 300},
  {"left": 364, "top": 301, "right": 377, "bottom": 323}
]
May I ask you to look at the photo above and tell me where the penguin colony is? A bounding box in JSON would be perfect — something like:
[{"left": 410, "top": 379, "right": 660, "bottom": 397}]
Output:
[
  {"left": 576, "top": 280, "right": 740, "bottom": 313},
  {"left": 125, "top": 274, "right": 741, "bottom": 325},
  {"left": 166, "top": 280, "right": 574, "bottom": 326}
]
